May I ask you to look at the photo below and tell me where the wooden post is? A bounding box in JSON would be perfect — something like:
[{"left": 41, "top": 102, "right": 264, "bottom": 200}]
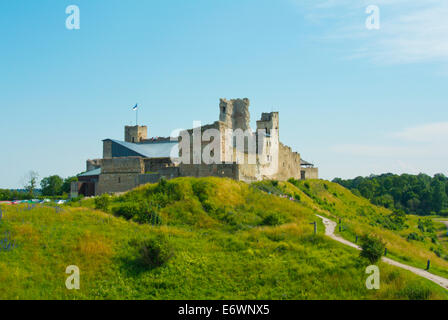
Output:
[
  {"left": 355, "top": 235, "right": 358, "bottom": 243},
  {"left": 384, "top": 248, "right": 387, "bottom": 256},
  {"left": 310, "top": 222, "right": 317, "bottom": 235},
  {"left": 426, "top": 260, "right": 430, "bottom": 270}
]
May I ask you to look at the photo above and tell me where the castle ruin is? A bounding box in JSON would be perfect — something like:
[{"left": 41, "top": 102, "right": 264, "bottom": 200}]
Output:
[{"left": 71, "top": 98, "right": 318, "bottom": 197}]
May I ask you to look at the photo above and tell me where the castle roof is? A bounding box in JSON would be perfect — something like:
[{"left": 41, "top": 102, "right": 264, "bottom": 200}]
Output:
[
  {"left": 104, "top": 139, "right": 179, "bottom": 159},
  {"left": 300, "top": 159, "right": 314, "bottom": 167},
  {"left": 78, "top": 167, "right": 101, "bottom": 177}
]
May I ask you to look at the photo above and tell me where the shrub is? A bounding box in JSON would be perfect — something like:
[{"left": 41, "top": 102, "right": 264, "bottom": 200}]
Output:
[
  {"left": 271, "top": 180, "right": 279, "bottom": 187},
  {"left": 94, "top": 194, "right": 111, "bottom": 212},
  {"left": 139, "top": 235, "right": 174, "bottom": 269},
  {"left": 261, "top": 213, "right": 286, "bottom": 226},
  {"left": 359, "top": 234, "right": 385, "bottom": 264},
  {"left": 137, "top": 208, "right": 163, "bottom": 225},
  {"left": 153, "top": 178, "right": 183, "bottom": 202},
  {"left": 399, "top": 281, "right": 431, "bottom": 300},
  {"left": 431, "top": 247, "right": 442, "bottom": 257},
  {"left": 287, "top": 178, "right": 299, "bottom": 187},
  {"left": 407, "top": 232, "right": 424, "bottom": 242},
  {"left": 294, "top": 193, "right": 301, "bottom": 201},
  {"left": 114, "top": 201, "right": 163, "bottom": 225},
  {"left": 114, "top": 202, "right": 141, "bottom": 220},
  {"left": 202, "top": 200, "right": 217, "bottom": 213},
  {"left": 192, "top": 180, "right": 211, "bottom": 202}
]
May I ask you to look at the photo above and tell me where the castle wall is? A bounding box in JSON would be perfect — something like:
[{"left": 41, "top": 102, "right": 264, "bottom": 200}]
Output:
[
  {"left": 237, "top": 164, "right": 258, "bottom": 182},
  {"left": 103, "top": 140, "right": 112, "bottom": 158},
  {"left": 97, "top": 173, "right": 139, "bottom": 195},
  {"left": 96, "top": 157, "right": 145, "bottom": 194},
  {"left": 274, "top": 142, "right": 301, "bottom": 181},
  {"left": 301, "top": 167, "right": 319, "bottom": 180},
  {"left": 143, "top": 158, "right": 176, "bottom": 173},
  {"left": 179, "top": 163, "right": 239, "bottom": 180},
  {"left": 180, "top": 121, "right": 231, "bottom": 165},
  {"left": 101, "top": 157, "right": 144, "bottom": 174}
]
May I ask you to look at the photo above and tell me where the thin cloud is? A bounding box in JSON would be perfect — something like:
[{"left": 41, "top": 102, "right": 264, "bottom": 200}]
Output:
[
  {"left": 289, "top": 0, "right": 448, "bottom": 64},
  {"left": 392, "top": 122, "right": 448, "bottom": 142},
  {"left": 331, "top": 122, "right": 448, "bottom": 158}
]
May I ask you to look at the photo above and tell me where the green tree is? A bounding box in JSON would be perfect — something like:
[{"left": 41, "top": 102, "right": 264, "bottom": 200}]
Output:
[
  {"left": 360, "top": 234, "right": 386, "bottom": 264},
  {"left": 431, "top": 180, "right": 448, "bottom": 213},
  {"left": 23, "top": 171, "right": 39, "bottom": 196},
  {"left": 40, "top": 175, "right": 64, "bottom": 196},
  {"left": 95, "top": 194, "right": 111, "bottom": 212},
  {"left": 62, "top": 176, "right": 78, "bottom": 194}
]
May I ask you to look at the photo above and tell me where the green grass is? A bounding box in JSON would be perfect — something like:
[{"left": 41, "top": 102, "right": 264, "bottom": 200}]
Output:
[
  {"left": 0, "top": 177, "right": 447, "bottom": 300},
  {"left": 275, "top": 179, "right": 448, "bottom": 278}
]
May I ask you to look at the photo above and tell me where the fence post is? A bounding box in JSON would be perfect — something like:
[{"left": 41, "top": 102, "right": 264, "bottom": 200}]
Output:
[
  {"left": 310, "top": 222, "right": 317, "bottom": 235},
  {"left": 426, "top": 260, "right": 430, "bottom": 271},
  {"left": 384, "top": 248, "right": 387, "bottom": 256},
  {"left": 355, "top": 235, "right": 358, "bottom": 243}
]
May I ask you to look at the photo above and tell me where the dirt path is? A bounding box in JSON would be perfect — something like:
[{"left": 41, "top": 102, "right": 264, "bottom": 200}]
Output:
[{"left": 316, "top": 215, "right": 448, "bottom": 290}]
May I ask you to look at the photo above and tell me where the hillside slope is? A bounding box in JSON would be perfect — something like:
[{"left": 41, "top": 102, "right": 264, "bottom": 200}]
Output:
[
  {"left": 268, "top": 179, "right": 448, "bottom": 278},
  {"left": 0, "top": 177, "right": 447, "bottom": 300}
]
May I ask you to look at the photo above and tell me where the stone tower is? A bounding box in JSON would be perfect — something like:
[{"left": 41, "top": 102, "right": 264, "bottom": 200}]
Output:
[
  {"left": 219, "top": 98, "right": 251, "bottom": 131},
  {"left": 125, "top": 125, "right": 148, "bottom": 143},
  {"left": 256, "top": 112, "right": 279, "bottom": 138}
]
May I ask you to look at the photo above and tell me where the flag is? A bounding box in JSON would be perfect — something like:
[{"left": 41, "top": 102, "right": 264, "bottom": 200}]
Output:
[{"left": 132, "top": 104, "right": 138, "bottom": 111}]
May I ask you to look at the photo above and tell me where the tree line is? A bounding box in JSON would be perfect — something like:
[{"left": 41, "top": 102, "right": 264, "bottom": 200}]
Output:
[
  {"left": 333, "top": 173, "right": 448, "bottom": 216},
  {"left": 0, "top": 171, "right": 78, "bottom": 200}
]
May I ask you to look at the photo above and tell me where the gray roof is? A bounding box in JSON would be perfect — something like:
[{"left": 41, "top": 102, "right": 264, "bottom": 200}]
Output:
[
  {"left": 300, "top": 159, "right": 314, "bottom": 166},
  {"left": 78, "top": 167, "right": 101, "bottom": 177},
  {"left": 107, "top": 139, "right": 179, "bottom": 159}
]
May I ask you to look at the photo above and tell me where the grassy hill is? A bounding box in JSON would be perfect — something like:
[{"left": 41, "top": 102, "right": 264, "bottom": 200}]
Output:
[
  {"left": 279, "top": 179, "right": 448, "bottom": 278},
  {"left": 0, "top": 177, "right": 447, "bottom": 300}
]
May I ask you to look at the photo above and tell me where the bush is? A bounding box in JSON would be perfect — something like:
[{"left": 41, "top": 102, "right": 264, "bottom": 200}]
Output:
[
  {"left": 359, "top": 234, "right": 385, "bottom": 264},
  {"left": 202, "top": 200, "right": 217, "bottom": 213},
  {"left": 139, "top": 235, "right": 174, "bottom": 269},
  {"left": 399, "top": 281, "right": 431, "bottom": 300},
  {"left": 407, "top": 232, "right": 424, "bottom": 242},
  {"left": 261, "top": 213, "right": 287, "bottom": 226},
  {"left": 155, "top": 178, "right": 183, "bottom": 202},
  {"left": 114, "top": 202, "right": 141, "bottom": 220},
  {"left": 114, "top": 201, "right": 163, "bottom": 225},
  {"left": 94, "top": 194, "right": 111, "bottom": 212},
  {"left": 192, "top": 180, "right": 211, "bottom": 202}
]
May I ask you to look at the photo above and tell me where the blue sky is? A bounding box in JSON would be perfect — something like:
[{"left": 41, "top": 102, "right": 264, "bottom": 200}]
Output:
[{"left": 0, "top": 0, "right": 447, "bottom": 188}]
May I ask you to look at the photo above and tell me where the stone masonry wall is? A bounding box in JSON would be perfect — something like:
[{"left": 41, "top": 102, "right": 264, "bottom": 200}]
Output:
[{"left": 274, "top": 142, "right": 301, "bottom": 181}]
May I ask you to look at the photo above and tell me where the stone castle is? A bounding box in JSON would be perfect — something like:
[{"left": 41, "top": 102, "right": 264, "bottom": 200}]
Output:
[{"left": 71, "top": 98, "right": 318, "bottom": 197}]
